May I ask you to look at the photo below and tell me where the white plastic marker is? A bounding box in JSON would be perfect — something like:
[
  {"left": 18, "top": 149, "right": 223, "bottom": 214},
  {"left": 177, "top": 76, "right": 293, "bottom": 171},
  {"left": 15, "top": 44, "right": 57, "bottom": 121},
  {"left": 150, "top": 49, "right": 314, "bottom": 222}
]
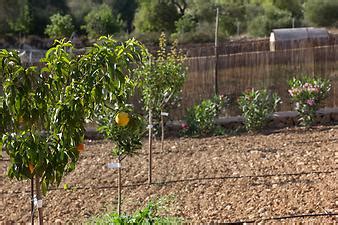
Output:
[
  {"left": 33, "top": 196, "right": 43, "bottom": 208},
  {"left": 107, "top": 162, "right": 121, "bottom": 169},
  {"left": 37, "top": 200, "right": 43, "bottom": 208},
  {"left": 161, "top": 112, "right": 169, "bottom": 116},
  {"left": 147, "top": 125, "right": 153, "bottom": 129}
]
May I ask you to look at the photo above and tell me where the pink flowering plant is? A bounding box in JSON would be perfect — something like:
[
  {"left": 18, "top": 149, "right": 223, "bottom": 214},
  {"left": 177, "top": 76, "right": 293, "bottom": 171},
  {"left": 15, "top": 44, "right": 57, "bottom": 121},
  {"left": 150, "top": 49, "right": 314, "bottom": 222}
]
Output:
[{"left": 288, "top": 77, "right": 331, "bottom": 126}]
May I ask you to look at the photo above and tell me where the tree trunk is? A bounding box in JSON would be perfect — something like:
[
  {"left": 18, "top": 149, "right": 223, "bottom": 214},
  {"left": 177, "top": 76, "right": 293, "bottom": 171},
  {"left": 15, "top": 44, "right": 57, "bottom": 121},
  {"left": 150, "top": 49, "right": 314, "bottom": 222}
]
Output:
[
  {"left": 31, "top": 177, "right": 34, "bottom": 225},
  {"left": 117, "top": 155, "right": 122, "bottom": 215},
  {"left": 148, "top": 109, "right": 153, "bottom": 185},
  {"left": 35, "top": 175, "right": 43, "bottom": 225}
]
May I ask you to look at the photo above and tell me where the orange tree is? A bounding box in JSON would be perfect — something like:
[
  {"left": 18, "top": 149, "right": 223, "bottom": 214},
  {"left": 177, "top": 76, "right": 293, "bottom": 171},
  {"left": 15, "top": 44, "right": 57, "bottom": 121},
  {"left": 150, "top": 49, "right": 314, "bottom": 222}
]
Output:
[
  {"left": 0, "top": 42, "right": 86, "bottom": 224},
  {"left": 79, "top": 36, "right": 147, "bottom": 215},
  {"left": 0, "top": 37, "right": 146, "bottom": 223}
]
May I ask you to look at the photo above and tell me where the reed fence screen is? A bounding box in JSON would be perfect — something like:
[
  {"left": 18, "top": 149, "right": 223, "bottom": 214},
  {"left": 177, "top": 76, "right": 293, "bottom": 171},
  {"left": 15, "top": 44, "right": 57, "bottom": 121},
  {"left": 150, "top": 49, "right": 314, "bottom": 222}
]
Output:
[{"left": 175, "top": 45, "right": 338, "bottom": 119}]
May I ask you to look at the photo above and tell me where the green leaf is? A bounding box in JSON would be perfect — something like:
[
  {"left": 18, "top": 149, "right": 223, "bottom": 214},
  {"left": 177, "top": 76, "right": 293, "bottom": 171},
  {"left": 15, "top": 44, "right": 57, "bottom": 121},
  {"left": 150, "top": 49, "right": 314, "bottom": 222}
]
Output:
[{"left": 41, "top": 179, "right": 48, "bottom": 196}]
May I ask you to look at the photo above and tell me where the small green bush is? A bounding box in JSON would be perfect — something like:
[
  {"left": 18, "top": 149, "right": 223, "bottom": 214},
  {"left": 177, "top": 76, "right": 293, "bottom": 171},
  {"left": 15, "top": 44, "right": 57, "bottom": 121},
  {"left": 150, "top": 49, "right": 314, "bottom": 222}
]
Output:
[
  {"left": 288, "top": 76, "right": 331, "bottom": 126},
  {"left": 238, "top": 89, "right": 281, "bottom": 131},
  {"left": 87, "top": 200, "right": 182, "bottom": 224},
  {"left": 44, "top": 13, "right": 74, "bottom": 39},
  {"left": 183, "top": 95, "right": 228, "bottom": 136}
]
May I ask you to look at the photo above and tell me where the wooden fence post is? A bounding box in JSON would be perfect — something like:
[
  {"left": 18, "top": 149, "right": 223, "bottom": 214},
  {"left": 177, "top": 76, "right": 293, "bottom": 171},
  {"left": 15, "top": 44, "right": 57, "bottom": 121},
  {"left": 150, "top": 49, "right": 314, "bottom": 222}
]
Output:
[{"left": 214, "top": 7, "right": 219, "bottom": 96}]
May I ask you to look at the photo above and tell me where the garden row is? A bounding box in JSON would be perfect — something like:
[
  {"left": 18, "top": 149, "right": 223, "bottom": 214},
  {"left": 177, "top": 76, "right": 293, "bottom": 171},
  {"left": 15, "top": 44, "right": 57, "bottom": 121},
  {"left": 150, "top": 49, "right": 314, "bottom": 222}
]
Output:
[{"left": 180, "top": 77, "right": 332, "bottom": 136}]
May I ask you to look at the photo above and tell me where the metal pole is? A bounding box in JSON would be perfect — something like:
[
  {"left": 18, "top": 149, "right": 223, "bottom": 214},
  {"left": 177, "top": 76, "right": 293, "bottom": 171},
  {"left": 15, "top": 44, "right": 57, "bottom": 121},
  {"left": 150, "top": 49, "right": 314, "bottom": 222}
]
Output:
[{"left": 214, "top": 7, "right": 219, "bottom": 96}]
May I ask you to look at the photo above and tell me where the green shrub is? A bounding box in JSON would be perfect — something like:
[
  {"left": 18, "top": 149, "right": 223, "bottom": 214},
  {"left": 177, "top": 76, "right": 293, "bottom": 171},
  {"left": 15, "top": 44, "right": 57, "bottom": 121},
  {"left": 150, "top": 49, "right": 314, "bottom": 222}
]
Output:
[
  {"left": 44, "top": 13, "right": 74, "bottom": 39},
  {"left": 83, "top": 4, "right": 122, "bottom": 39},
  {"left": 183, "top": 95, "right": 228, "bottom": 136},
  {"left": 238, "top": 89, "right": 281, "bottom": 131},
  {"left": 288, "top": 77, "right": 331, "bottom": 126}
]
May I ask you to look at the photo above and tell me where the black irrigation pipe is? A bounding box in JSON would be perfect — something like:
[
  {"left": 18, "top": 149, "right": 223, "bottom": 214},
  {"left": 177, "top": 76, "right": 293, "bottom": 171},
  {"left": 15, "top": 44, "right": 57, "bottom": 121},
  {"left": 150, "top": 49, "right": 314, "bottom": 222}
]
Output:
[
  {"left": 1, "top": 137, "right": 337, "bottom": 161},
  {"left": 224, "top": 212, "right": 338, "bottom": 224},
  {"left": 1, "top": 170, "right": 335, "bottom": 196},
  {"left": 66, "top": 136, "right": 338, "bottom": 158}
]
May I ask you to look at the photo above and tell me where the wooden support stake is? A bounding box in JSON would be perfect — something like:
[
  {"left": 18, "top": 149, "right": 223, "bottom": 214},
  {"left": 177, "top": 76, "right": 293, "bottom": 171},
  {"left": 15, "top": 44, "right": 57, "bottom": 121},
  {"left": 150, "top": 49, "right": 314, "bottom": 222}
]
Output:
[
  {"left": 148, "top": 109, "right": 153, "bottom": 185},
  {"left": 161, "top": 113, "right": 164, "bottom": 152},
  {"left": 117, "top": 155, "right": 122, "bottom": 215}
]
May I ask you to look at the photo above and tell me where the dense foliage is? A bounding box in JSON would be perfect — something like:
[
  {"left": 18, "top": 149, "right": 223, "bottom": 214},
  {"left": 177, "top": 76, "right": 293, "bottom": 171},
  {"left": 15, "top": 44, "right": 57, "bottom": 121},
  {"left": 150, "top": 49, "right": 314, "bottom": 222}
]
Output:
[
  {"left": 0, "top": 35, "right": 146, "bottom": 193},
  {"left": 238, "top": 89, "right": 281, "bottom": 131},
  {"left": 0, "top": 0, "right": 336, "bottom": 41},
  {"left": 45, "top": 13, "right": 75, "bottom": 39},
  {"left": 0, "top": 42, "right": 85, "bottom": 191},
  {"left": 183, "top": 95, "right": 228, "bottom": 136},
  {"left": 138, "top": 33, "right": 186, "bottom": 118},
  {"left": 82, "top": 4, "right": 122, "bottom": 39}
]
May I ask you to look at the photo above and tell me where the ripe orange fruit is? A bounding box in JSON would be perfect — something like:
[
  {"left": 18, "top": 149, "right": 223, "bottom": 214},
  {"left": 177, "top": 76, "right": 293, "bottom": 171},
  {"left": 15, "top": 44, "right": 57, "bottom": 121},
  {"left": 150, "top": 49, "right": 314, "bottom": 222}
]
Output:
[
  {"left": 28, "top": 163, "right": 35, "bottom": 174},
  {"left": 115, "top": 112, "right": 130, "bottom": 127},
  {"left": 76, "top": 143, "right": 85, "bottom": 153}
]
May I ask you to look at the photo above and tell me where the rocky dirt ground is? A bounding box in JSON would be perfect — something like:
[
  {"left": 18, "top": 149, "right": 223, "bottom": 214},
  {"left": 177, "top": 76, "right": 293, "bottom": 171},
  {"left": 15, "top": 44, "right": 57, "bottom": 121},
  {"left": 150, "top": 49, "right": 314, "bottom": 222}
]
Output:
[{"left": 1, "top": 125, "right": 337, "bottom": 224}]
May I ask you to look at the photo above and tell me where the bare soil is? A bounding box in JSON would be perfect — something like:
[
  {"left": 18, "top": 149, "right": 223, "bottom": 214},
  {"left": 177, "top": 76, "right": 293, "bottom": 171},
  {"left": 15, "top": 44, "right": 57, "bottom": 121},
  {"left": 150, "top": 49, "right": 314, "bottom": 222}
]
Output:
[{"left": 1, "top": 126, "right": 337, "bottom": 224}]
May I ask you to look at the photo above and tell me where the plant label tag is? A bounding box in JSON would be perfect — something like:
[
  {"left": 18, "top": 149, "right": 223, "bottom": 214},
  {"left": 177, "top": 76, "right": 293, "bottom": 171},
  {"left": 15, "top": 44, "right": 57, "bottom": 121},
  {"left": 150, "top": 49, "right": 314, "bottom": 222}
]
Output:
[
  {"left": 37, "top": 200, "right": 43, "bottom": 208},
  {"left": 107, "top": 162, "right": 121, "bottom": 169},
  {"left": 147, "top": 125, "right": 153, "bottom": 129},
  {"left": 161, "top": 112, "right": 169, "bottom": 116}
]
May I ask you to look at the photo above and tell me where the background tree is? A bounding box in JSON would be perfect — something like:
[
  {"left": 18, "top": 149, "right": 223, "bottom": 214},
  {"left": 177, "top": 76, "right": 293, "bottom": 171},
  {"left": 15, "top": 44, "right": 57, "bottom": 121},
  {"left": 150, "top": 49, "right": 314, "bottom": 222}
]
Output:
[
  {"left": 8, "top": 0, "right": 32, "bottom": 35},
  {"left": 30, "top": 0, "right": 69, "bottom": 35},
  {"left": 304, "top": 0, "right": 338, "bottom": 27},
  {"left": 248, "top": 4, "right": 292, "bottom": 37},
  {"left": 45, "top": 13, "right": 75, "bottom": 39},
  {"left": 134, "top": 0, "right": 180, "bottom": 33},
  {"left": 83, "top": 4, "right": 122, "bottom": 39}
]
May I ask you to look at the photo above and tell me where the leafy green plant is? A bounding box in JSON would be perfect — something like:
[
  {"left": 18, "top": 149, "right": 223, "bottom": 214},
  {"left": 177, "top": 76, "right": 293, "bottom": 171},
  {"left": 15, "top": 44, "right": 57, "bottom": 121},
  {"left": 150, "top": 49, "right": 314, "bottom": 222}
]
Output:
[
  {"left": 238, "top": 89, "right": 281, "bottom": 131},
  {"left": 183, "top": 95, "right": 228, "bottom": 136},
  {"left": 87, "top": 199, "right": 182, "bottom": 224},
  {"left": 288, "top": 76, "right": 331, "bottom": 126},
  {"left": 137, "top": 32, "right": 186, "bottom": 183},
  {"left": 139, "top": 33, "right": 186, "bottom": 120},
  {"left": 45, "top": 13, "right": 75, "bottom": 39}
]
